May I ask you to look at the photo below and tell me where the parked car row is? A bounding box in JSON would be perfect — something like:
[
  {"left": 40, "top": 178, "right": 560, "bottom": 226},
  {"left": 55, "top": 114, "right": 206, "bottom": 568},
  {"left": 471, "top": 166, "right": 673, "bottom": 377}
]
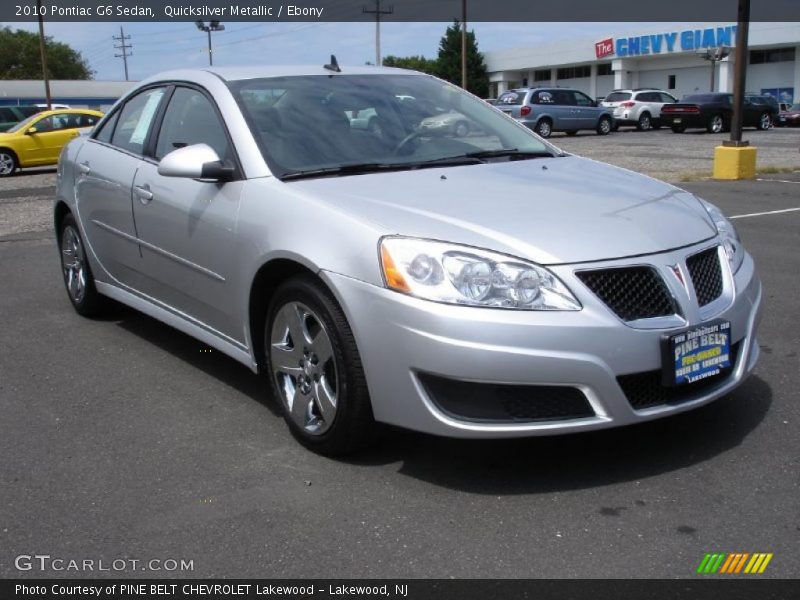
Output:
[
  {"left": 0, "top": 108, "right": 103, "bottom": 177},
  {"left": 490, "top": 87, "right": 784, "bottom": 137}
]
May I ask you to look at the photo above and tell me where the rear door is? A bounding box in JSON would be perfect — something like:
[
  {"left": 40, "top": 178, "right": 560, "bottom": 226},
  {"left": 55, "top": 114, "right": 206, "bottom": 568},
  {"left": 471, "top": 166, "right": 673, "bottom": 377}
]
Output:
[
  {"left": 75, "top": 87, "right": 168, "bottom": 288},
  {"left": 130, "top": 85, "right": 245, "bottom": 341}
]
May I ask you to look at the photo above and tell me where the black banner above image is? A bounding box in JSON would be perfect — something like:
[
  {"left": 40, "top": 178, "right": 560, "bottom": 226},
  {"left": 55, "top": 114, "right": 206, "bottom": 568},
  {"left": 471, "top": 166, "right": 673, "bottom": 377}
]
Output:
[{"left": 2, "top": 0, "right": 800, "bottom": 22}]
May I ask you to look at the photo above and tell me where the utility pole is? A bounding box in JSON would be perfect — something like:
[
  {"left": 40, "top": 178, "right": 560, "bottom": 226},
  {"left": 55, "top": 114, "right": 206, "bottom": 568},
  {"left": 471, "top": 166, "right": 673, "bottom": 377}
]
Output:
[
  {"left": 195, "top": 21, "right": 225, "bottom": 66},
  {"left": 728, "top": 0, "right": 750, "bottom": 145},
  {"left": 363, "top": 0, "right": 393, "bottom": 67},
  {"left": 35, "top": 0, "right": 52, "bottom": 110},
  {"left": 113, "top": 26, "right": 132, "bottom": 81},
  {"left": 461, "top": 0, "right": 467, "bottom": 90}
]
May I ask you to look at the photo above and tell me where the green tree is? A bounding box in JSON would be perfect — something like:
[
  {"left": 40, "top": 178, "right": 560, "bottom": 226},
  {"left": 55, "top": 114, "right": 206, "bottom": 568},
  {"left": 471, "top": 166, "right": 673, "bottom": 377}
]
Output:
[
  {"left": 382, "top": 55, "right": 438, "bottom": 75},
  {"left": 435, "top": 20, "right": 489, "bottom": 98},
  {"left": 0, "top": 26, "right": 93, "bottom": 80}
]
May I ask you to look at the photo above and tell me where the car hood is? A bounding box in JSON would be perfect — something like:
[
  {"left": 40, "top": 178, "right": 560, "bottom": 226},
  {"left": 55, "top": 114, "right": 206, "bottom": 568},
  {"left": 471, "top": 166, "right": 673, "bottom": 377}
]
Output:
[{"left": 288, "top": 155, "right": 716, "bottom": 265}]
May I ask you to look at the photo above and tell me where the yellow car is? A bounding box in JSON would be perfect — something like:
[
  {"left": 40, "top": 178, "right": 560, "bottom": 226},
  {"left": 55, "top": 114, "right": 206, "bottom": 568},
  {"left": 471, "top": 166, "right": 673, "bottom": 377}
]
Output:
[{"left": 0, "top": 109, "right": 104, "bottom": 177}]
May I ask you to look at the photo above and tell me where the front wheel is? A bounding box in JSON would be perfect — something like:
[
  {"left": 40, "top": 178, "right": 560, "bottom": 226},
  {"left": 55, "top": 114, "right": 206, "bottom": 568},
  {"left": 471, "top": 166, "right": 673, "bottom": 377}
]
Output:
[
  {"left": 0, "top": 149, "right": 18, "bottom": 177},
  {"left": 59, "top": 213, "right": 107, "bottom": 317},
  {"left": 636, "top": 112, "right": 652, "bottom": 131},
  {"left": 596, "top": 116, "right": 612, "bottom": 135},
  {"left": 265, "top": 276, "right": 376, "bottom": 456},
  {"left": 757, "top": 112, "right": 772, "bottom": 130}
]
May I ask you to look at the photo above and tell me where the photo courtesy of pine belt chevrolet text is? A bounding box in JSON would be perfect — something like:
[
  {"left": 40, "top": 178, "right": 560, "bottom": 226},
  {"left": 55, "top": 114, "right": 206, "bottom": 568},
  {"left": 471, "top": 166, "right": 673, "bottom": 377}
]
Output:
[{"left": 53, "top": 63, "right": 762, "bottom": 455}]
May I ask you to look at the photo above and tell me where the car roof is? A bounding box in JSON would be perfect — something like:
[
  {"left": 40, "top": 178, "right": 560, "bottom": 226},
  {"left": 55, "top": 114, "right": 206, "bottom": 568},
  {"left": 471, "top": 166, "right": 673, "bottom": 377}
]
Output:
[
  {"left": 34, "top": 108, "right": 104, "bottom": 117},
  {"left": 143, "top": 64, "right": 417, "bottom": 84}
]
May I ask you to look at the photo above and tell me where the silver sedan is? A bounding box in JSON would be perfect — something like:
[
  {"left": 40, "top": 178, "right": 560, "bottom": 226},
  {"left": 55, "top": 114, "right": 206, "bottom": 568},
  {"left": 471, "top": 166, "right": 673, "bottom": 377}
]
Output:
[{"left": 54, "top": 65, "right": 762, "bottom": 455}]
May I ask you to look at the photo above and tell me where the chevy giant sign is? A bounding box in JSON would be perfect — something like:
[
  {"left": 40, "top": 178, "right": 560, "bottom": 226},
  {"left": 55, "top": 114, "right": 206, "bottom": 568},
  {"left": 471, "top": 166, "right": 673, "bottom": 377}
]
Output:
[{"left": 595, "top": 26, "right": 737, "bottom": 59}]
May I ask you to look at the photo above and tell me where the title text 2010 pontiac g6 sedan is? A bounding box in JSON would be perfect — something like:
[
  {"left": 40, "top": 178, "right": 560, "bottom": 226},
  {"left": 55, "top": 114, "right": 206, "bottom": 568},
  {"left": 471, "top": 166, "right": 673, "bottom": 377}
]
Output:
[{"left": 54, "top": 65, "right": 762, "bottom": 455}]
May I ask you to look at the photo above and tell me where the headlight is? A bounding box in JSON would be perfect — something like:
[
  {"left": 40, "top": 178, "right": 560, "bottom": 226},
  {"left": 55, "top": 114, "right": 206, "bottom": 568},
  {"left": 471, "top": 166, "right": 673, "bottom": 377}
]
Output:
[
  {"left": 702, "top": 201, "right": 744, "bottom": 273},
  {"left": 379, "top": 237, "right": 581, "bottom": 310}
]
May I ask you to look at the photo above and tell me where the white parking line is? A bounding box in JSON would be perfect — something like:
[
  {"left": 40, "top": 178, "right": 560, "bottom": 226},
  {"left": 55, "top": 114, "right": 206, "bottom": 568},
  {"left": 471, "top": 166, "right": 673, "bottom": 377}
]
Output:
[
  {"left": 756, "top": 178, "right": 800, "bottom": 184},
  {"left": 729, "top": 207, "right": 800, "bottom": 219}
]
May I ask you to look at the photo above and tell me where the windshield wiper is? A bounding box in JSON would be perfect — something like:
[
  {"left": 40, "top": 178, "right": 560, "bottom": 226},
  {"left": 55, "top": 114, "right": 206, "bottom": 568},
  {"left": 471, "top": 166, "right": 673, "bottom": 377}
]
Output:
[
  {"left": 281, "top": 163, "right": 414, "bottom": 181},
  {"left": 461, "top": 148, "right": 560, "bottom": 160}
]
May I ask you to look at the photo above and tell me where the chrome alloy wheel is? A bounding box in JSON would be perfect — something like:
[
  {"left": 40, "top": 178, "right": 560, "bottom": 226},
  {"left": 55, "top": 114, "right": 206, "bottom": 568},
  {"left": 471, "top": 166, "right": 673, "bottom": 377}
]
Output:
[
  {"left": 0, "top": 152, "right": 15, "bottom": 176},
  {"left": 759, "top": 113, "right": 772, "bottom": 129},
  {"left": 270, "top": 301, "right": 338, "bottom": 435},
  {"left": 710, "top": 115, "right": 724, "bottom": 133},
  {"left": 61, "top": 225, "right": 87, "bottom": 304}
]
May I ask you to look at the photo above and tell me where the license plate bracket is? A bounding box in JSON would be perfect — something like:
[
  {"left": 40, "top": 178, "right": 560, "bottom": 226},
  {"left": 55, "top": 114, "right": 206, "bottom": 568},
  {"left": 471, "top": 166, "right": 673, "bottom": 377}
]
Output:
[{"left": 662, "top": 320, "right": 732, "bottom": 387}]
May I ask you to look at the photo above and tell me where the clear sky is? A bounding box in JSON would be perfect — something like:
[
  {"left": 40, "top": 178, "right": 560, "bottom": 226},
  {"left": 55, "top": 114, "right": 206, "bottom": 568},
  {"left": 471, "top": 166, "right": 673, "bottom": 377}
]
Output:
[{"left": 0, "top": 21, "right": 690, "bottom": 81}]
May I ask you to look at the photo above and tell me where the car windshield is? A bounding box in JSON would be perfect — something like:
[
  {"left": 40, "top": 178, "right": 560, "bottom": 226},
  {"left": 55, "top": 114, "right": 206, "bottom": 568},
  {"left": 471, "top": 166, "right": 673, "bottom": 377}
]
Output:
[
  {"left": 604, "top": 92, "right": 632, "bottom": 102},
  {"left": 7, "top": 114, "right": 41, "bottom": 133},
  {"left": 229, "top": 75, "right": 553, "bottom": 179}
]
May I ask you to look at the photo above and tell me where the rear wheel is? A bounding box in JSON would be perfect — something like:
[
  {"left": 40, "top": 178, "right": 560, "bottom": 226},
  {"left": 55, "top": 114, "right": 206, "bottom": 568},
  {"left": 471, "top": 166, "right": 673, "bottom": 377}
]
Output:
[
  {"left": 0, "top": 149, "right": 18, "bottom": 177},
  {"left": 596, "top": 116, "right": 612, "bottom": 135},
  {"left": 707, "top": 114, "right": 724, "bottom": 133},
  {"left": 265, "top": 276, "right": 376, "bottom": 456},
  {"left": 534, "top": 118, "right": 552, "bottom": 138},
  {"left": 636, "top": 112, "right": 652, "bottom": 131},
  {"left": 59, "top": 213, "right": 106, "bottom": 317},
  {"left": 756, "top": 112, "right": 772, "bottom": 130}
]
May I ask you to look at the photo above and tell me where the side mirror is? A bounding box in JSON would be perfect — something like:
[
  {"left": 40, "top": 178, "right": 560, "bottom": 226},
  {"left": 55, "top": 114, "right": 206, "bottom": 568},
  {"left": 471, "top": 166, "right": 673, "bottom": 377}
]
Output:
[
  {"left": 26, "top": 127, "right": 38, "bottom": 135},
  {"left": 157, "top": 143, "right": 234, "bottom": 181}
]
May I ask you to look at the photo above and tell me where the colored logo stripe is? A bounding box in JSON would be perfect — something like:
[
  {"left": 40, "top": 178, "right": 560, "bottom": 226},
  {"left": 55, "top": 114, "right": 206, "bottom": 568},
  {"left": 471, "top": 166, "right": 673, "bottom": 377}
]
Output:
[{"left": 698, "top": 553, "right": 773, "bottom": 574}]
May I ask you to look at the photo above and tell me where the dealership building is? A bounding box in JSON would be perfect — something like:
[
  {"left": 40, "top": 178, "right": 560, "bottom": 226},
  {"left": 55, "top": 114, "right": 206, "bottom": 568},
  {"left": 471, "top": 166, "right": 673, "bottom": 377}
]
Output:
[
  {"left": 0, "top": 80, "right": 134, "bottom": 111},
  {"left": 484, "top": 22, "right": 800, "bottom": 103}
]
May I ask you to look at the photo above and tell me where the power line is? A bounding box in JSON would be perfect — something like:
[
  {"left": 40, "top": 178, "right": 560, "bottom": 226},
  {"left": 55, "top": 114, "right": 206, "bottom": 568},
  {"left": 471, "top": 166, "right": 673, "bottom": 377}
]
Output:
[
  {"left": 113, "top": 26, "right": 132, "bottom": 81},
  {"left": 362, "top": 0, "right": 393, "bottom": 66}
]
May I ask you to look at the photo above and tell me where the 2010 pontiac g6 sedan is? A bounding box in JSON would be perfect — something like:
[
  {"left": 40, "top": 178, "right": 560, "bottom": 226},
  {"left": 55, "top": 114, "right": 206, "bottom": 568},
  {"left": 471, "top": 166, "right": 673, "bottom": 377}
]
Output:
[{"left": 54, "top": 65, "right": 762, "bottom": 455}]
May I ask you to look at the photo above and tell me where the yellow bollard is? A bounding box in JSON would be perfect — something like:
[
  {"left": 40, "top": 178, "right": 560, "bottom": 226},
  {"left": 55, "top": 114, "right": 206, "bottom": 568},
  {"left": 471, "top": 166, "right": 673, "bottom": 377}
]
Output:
[{"left": 712, "top": 145, "right": 757, "bottom": 180}]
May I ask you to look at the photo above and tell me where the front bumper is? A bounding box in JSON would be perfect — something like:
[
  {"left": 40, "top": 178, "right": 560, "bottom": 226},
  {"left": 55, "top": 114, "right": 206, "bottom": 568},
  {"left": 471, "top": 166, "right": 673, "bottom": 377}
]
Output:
[{"left": 322, "top": 243, "right": 762, "bottom": 438}]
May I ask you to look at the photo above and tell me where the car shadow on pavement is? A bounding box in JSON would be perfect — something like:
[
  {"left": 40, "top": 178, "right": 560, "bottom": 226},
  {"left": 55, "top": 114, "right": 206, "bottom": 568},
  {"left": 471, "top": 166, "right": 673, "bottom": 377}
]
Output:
[
  {"left": 111, "top": 304, "right": 281, "bottom": 418},
  {"left": 346, "top": 376, "right": 772, "bottom": 494}
]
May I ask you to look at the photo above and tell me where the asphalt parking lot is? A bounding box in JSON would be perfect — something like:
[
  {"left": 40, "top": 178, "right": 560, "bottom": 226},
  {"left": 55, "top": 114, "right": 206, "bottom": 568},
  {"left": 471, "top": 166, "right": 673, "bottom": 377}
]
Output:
[{"left": 1, "top": 164, "right": 799, "bottom": 578}]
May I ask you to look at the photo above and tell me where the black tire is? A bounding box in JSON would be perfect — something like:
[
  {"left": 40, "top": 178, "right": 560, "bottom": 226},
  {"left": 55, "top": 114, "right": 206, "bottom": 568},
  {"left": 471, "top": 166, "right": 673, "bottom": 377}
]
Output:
[
  {"left": 0, "top": 148, "right": 19, "bottom": 177},
  {"left": 671, "top": 125, "right": 686, "bottom": 133},
  {"left": 565, "top": 130, "right": 578, "bottom": 136},
  {"left": 58, "top": 213, "right": 107, "bottom": 317},
  {"left": 756, "top": 112, "right": 772, "bottom": 130},
  {"left": 265, "top": 275, "right": 376, "bottom": 456},
  {"left": 636, "top": 112, "right": 652, "bottom": 131},
  {"left": 534, "top": 118, "right": 552, "bottom": 138},
  {"left": 707, "top": 114, "right": 724, "bottom": 133},
  {"left": 596, "top": 116, "right": 612, "bottom": 135}
]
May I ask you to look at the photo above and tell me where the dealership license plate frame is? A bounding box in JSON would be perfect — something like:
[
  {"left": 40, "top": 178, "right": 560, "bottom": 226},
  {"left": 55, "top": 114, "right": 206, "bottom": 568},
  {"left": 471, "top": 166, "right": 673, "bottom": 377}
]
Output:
[{"left": 661, "top": 320, "right": 732, "bottom": 387}]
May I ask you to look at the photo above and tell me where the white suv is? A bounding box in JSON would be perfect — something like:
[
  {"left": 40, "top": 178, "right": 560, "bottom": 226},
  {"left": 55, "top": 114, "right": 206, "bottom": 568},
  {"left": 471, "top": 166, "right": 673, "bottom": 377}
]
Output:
[{"left": 601, "top": 89, "right": 677, "bottom": 131}]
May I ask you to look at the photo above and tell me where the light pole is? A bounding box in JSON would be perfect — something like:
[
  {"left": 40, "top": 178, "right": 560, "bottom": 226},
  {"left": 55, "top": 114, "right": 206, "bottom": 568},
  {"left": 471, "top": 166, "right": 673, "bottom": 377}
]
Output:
[
  {"left": 697, "top": 46, "right": 731, "bottom": 92},
  {"left": 195, "top": 20, "right": 225, "bottom": 66}
]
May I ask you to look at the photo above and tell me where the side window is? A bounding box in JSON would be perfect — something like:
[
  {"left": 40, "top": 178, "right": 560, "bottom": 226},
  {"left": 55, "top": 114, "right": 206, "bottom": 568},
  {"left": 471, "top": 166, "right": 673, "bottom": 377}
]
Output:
[
  {"left": 154, "top": 87, "right": 230, "bottom": 161},
  {"left": 94, "top": 111, "right": 119, "bottom": 144},
  {"left": 111, "top": 87, "right": 166, "bottom": 155},
  {"left": 78, "top": 114, "right": 100, "bottom": 128},
  {"left": 0, "top": 108, "right": 15, "bottom": 121},
  {"left": 32, "top": 116, "right": 56, "bottom": 133},
  {"left": 573, "top": 92, "right": 595, "bottom": 106},
  {"left": 553, "top": 90, "right": 576, "bottom": 106}
]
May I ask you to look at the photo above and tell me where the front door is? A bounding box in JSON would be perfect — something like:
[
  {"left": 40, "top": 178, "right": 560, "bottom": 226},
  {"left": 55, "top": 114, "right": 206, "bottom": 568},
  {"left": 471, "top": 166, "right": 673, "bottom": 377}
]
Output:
[{"left": 131, "top": 86, "right": 244, "bottom": 342}]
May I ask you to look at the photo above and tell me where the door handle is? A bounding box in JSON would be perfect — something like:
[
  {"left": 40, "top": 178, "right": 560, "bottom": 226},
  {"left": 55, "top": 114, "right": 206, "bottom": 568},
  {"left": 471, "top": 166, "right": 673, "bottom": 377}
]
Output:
[
  {"left": 134, "top": 184, "right": 153, "bottom": 204},
  {"left": 78, "top": 162, "right": 90, "bottom": 174}
]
